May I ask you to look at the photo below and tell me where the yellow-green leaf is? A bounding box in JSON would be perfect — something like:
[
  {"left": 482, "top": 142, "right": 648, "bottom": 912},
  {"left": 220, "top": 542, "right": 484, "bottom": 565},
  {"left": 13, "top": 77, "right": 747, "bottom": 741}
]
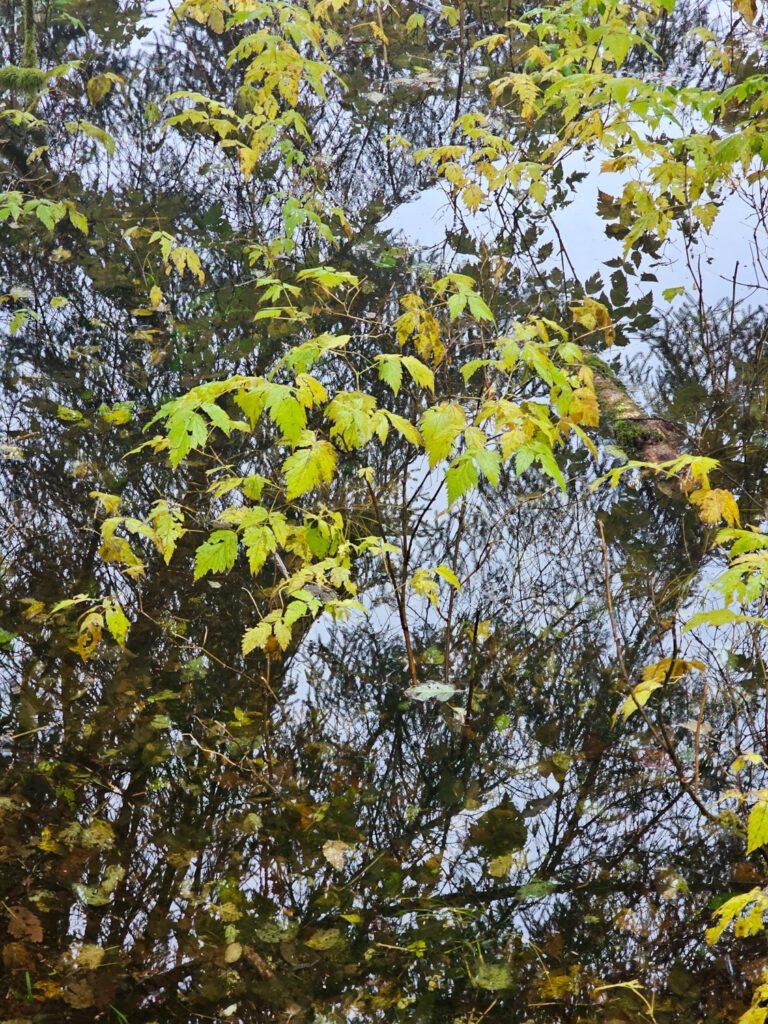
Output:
[
  {"left": 194, "top": 530, "right": 238, "bottom": 580},
  {"left": 282, "top": 441, "right": 337, "bottom": 500},
  {"left": 104, "top": 600, "right": 129, "bottom": 646},
  {"left": 420, "top": 403, "right": 466, "bottom": 467},
  {"left": 748, "top": 798, "right": 768, "bottom": 854}
]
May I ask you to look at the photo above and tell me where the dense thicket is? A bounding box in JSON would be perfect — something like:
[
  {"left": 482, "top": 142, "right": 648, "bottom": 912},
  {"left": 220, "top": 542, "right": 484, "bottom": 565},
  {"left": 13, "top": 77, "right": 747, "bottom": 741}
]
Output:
[{"left": 2, "top": 0, "right": 768, "bottom": 1022}]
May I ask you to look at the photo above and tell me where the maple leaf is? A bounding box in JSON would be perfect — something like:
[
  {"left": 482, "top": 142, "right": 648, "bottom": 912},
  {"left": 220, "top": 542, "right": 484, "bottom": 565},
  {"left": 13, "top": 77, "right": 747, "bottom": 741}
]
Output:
[
  {"left": 242, "top": 622, "right": 271, "bottom": 655},
  {"left": 376, "top": 356, "right": 403, "bottom": 395},
  {"left": 748, "top": 795, "right": 768, "bottom": 854},
  {"left": 282, "top": 441, "right": 337, "bottom": 500},
  {"left": 194, "top": 530, "right": 238, "bottom": 580},
  {"left": 689, "top": 487, "right": 740, "bottom": 527},
  {"left": 325, "top": 392, "right": 378, "bottom": 449},
  {"left": 420, "top": 403, "right": 466, "bottom": 467},
  {"left": 104, "top": 600, "right": 129, "bottom": 646},
  {"left": 242, "top": 525, "right": 276, "bottom": 575}
]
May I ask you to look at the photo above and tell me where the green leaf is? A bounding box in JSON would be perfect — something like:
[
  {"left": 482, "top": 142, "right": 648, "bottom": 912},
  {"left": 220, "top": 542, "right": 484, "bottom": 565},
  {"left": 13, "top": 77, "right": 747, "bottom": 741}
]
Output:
[
  {"left": 104, "top": 600, "right": 129, "bottom": 646},
  {"left": 242, "top": 525, "right": 276, "bottom": 575},
  {"left": 151, "top": 502, "right": 185, "bottom": 564},
  {"left": 447, "top": 293, "right": 467, "bottom": 320},
  {"left": 242, "top": 622, "right": 271, "bottom": 655},
  {"left": 167, "top": 408, "right": 208, "bottom": 468},
  {"left": 421, "top": 403, "right": 466, "bottom": 467},
  {"left": 68, "top": 207, "right": 88, "bottom": 235},
  {"left": 201, "top": 401, "right": 233, "bottom": 435},
  {"left": 264, "top": 387, "right": 307, "bottom": 443},
  {"left": 684, "top": 607, "right": 739, "bottom": 630},
  {"left": 536, "top": 446, "right": 566, "bottom": 492},
  {"left": 305, "top": 927, "right": 343, "bottom": 950},
  {"left": 467, "top": 292, "right": 495, "bottom": 323},
  {"left": 473, "top": 447, "right": 501, "bottom": 487},
  {"left": 473, "top": 963, "right": 513, "bottom": 991},
  {"left": 194, "top": 530, "right": 238, "bottom": 580},
  {"left": 515, "top": 446, "right": 535, "bottom": 476},
  {"left": 461, "top": 358, "right": 490, "bottom": 382},
  {"left": 65, "top": 119, "right": 116, "bottom": 156},
  {"left": 377, "top": 356, "right": 403, "bottom": 395},
  {"left": 445, "top": 455, "right": 477, "bottom": 504},
  {"left": 325, "top": 392, "right": 378, "bottom": 448},
  {"left": 518, "top": 879, "right": 558, "bottom": 899},
  {"left": 282, "top": 441, "right": 337, "bottom": 500}
]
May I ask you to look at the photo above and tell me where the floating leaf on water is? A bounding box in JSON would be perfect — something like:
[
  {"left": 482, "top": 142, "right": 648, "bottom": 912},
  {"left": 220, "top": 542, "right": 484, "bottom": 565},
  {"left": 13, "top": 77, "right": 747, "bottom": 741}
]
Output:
[
  {"left": 305, "top": 927, "right": 342, "bottom": 950},
  {"left": 256, "top": 921, "right": 298, "bottom": 943},
  {"left": 8, "top": 906, "right": 43, "bottom": 943},
  {"left": 322, "top": 839, "right": 352, "bottom": 870},
  {"left": 76, "top": 943, "right": 105, "bottom": 969},
  {"left": 473, "top": 962, "right": 513, "bottom": 990},
  {"left": 518, "top": 879, "right": 558, "bottom": 899},
  {"left": 405, "top": 681, "right": 459, "bottom": 702}
]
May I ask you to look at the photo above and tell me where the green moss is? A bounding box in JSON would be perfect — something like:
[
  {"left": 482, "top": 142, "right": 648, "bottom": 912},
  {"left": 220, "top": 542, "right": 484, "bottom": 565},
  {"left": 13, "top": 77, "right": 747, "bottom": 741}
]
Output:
[
  {"left": 614, "top": 417, "right": 664, "bottom": 451},
  {"left": 22, "top": 0, "right": 38, "bottom": 70},
  {"left": 583, "top": 353, "right": 620, "bottom": 380},
  {"left": 0, "top": 65, "right": 46, "bottom": 94}
]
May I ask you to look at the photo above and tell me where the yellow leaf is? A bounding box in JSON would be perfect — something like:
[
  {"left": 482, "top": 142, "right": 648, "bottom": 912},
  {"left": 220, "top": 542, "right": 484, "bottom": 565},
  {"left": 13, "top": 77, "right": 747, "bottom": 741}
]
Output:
[
  {"left": 90, "top": 491, "right": 122, "bottom": 516},
  {"left": 618, "top": 658, "right": 704, "bottom": 721},
  {"left": 733, "top": 0, "right": 757, "bottom": 23},
  {"left": 98, "top": 535, "right": 145, "bottom": 571},
  {"left": 73, "top": 612, "right": 103, "bottom": 661},
  {"left": 463, "top": 183, "right": 485, "bottom": 213},
  {"left": 86, "top": 74, "right": 111, "bottom": 106},
  {"left": 569, "top": 386, "right": 599, "bottom": 427},
  {"left": 748, "top": 798, "right": 768, "bottom": 854},
  {"left": 618, "top": 677, "right": 663, "bottom": 721},
  {"left": 529, "top": 180, "right": 546, "bottom": 205},
  {"left": 707, "top": 888, "right": 768, "bottom": 944},
  {"left": 570, "top": 297, "right": 615, "bottom": 346},
  {"left": 149, "top": 285, "right": 163, "bottom": 307},
  {"left": 238, "top": 145, "right": 262, "bottom": 182},
  {"left": 692, "top": 202, "right": 719, "bottom": 231},
  {"left": 104, "top": 600, "right": 130, "bottom": 646},
  {"left": 208, "top": 8, "right": 225, "bottom": 32},
  {"left": 77, "top": 944, "right": 105, "bottom": 969},
  {"left": 689, "top": 487, "right": 740, "bottom": 527}
]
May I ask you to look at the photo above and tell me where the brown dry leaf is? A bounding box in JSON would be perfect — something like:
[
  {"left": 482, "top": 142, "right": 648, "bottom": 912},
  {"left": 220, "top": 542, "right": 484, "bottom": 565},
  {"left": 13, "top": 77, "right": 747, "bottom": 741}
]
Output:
[
  {"left": 8, "top": 906, "right": 43, "bottom": 943},
  {"left": 63, "top": 977, "right": 96, "bottom": 1009},
  {"left": 89, "top": 970, "right": 118, "bottom": 1007},
  {"left": 77, "top": 943, "right": 105, "bottom": 969},
  {"left": 2, "top": 940, "right": 32, "bottom": 968},
  {"left": 733, "top": 0, "right": 757, "bottom": 23},
  {"left": 322, "top": 839, "right": 351, "bottom": 870}
]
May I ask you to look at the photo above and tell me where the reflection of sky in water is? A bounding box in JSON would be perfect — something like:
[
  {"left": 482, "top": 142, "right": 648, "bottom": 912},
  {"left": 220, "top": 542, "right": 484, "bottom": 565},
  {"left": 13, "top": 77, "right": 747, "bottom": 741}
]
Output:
[{"left": 382, "top": 159, "right": 763, "bottom": 308}]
